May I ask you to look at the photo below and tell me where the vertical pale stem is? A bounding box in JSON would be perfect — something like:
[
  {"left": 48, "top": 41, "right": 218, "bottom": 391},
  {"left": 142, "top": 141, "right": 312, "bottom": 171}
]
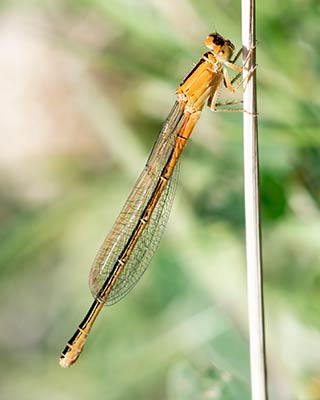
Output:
[{"left": 241, "top": 1, "right": 268, "bottom": 399}]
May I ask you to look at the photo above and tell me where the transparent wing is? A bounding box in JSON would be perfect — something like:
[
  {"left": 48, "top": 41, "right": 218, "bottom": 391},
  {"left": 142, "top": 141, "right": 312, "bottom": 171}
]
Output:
[
  {"left": 105, "top": 161, "right": 179, "bottom": 305},
  {"left": 89, "top": 102, "right": 185, "bottom": 305}
]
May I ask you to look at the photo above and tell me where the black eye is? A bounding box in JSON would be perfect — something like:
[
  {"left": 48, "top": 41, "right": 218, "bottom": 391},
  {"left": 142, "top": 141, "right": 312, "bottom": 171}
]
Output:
[{"left": 212, "top": 33, "right": 224, "bottom": 46}]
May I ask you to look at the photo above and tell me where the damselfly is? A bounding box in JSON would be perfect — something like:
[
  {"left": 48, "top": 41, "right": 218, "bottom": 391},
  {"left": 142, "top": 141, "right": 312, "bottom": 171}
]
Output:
[{"left": 60, "top": 32, "right": 242, "bottom": 367}]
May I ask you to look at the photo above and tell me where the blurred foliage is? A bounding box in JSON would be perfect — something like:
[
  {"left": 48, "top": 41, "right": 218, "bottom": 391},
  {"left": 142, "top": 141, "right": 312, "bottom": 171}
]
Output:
[{"left": 0, "top": 0, "right": 319, "bottom": 399}]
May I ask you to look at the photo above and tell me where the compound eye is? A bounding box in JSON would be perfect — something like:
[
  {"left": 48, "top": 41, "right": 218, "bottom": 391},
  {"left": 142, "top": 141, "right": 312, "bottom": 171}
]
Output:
[
  {"left": 226, "top": 39, "right": 235, "bottom": 50},
  {"left": 212, "top": 34, "right": 224, "bottom": 46}
]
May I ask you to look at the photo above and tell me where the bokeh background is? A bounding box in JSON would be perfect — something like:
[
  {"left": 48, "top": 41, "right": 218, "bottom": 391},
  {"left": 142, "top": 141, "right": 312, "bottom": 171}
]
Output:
[{"left": 0, "top": 0, "right": 319, "bottom": 399}]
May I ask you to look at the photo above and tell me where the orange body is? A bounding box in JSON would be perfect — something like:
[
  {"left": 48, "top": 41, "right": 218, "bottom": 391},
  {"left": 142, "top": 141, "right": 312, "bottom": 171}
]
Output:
[{"left": 60, "top": 32, "right": 240, "bottom": 368}]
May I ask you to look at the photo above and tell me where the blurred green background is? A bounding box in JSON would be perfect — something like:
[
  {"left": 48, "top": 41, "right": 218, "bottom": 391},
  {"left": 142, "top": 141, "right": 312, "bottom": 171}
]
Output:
[{"left": 0, "top": 0, "right": 319, "bottom": 399}]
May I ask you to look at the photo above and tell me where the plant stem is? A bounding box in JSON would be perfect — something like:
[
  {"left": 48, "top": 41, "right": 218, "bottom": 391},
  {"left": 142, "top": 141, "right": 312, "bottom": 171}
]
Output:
[{"left": 241, "top": 0, "right": 268, "bottom": 399}]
